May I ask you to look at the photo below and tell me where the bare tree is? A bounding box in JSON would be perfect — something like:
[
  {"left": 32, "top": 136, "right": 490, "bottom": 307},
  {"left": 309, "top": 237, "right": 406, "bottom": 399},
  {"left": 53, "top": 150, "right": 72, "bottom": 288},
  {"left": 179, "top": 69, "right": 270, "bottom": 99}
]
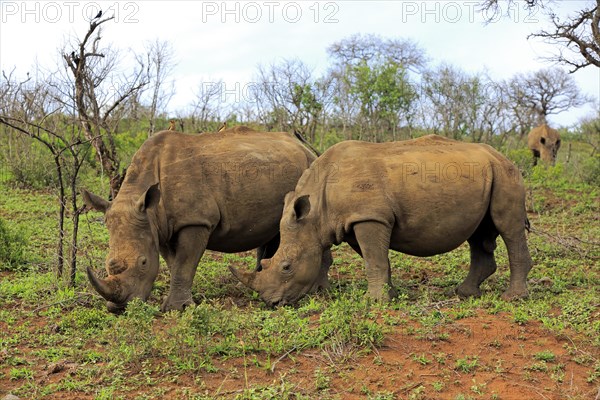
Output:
[
  {"left": 530, "top": 2, "right": 600, "bottom": 72},
  {"left": 327, "top": 33, "right": 427, "bottom": 72},
  {"left": 250, "top": 59, "right": 326, "bottom": 140},
  {"left": 0, "top": 69, "right": 90, "bottom": 285},
  {"left": 480, "top": 0, "right": 600, "bottom": 72},
  {"left": 505, "top": 67, "right": 592, "bottom": 126},
  {"left": 190, "top": 79, "right": 225, "bottom": 132},
  {"left": 144, "top": 39, "right": 177, "bottom": 136},
  {"left": 61, "top": 16, "right": 148, "bottom": 198},
  {"left": 575, "top": 111, "right": 600, "bottom": 155},
  {"left": 497, "top": 78, "right": 541, "bottom": 138}
]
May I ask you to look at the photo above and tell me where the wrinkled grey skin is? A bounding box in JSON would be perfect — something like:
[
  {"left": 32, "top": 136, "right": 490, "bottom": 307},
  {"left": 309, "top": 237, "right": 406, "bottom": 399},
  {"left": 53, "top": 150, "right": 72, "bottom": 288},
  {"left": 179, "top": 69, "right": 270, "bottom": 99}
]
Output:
[
  {"left": 231, "top": 135, "right": 533, "bottom": 306},
  {"left": 528, "top": 124, "right": 561, "bottom": 165},
  {"left": 83, "top": 126, "right": 318, "bottom": 313}
]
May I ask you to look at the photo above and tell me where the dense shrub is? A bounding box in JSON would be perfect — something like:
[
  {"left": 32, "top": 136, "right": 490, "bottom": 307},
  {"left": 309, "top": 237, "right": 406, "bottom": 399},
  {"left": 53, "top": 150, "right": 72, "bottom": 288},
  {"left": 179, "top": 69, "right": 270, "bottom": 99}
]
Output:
[
  {"left": 579, "top": 154, "right": 600, "bottom": 185},
  {"left": 1, "top": 139, "right": 55, "bottom": 189},
  {"left": 0, "top": 217, "right": 27, "bottom": 269},
  {"left": 507, "top": 147, "right": 534, "bottom": 177}
]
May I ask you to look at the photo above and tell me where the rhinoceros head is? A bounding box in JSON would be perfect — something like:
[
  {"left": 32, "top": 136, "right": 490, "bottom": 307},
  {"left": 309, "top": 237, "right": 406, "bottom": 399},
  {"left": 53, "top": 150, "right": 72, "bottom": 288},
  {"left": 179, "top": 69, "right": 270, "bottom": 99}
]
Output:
[
  {"left": 230, "top": 193, "right": 324, "bottom": 306},
  {"left": 528, "top": 125, "right": 561, "bottom": 165},
  {"left": 82, "top": 184, "right": 161, "bottom": 313}
]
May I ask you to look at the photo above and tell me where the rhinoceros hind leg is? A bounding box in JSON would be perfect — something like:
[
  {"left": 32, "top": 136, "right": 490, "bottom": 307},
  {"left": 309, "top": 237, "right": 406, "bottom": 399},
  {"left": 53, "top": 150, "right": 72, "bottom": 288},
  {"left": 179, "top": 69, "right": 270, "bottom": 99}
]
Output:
[
  {"left": 490, "top": 181, "right": 532, "bottom": 301},
  {"left": 352, "top": 221, "right": 397, "bottom": 302},
  {"left": 256, "top": 234, "right": 280, "bottom": 271},
  {"left": 457, "top": 214, "right": 499, "bottom": 298},
  {"left": 161, "top": 226, "right": 210, "bottom": 312},
  {"left": 499, "top": 235, "right": 531, "bottom": 301}
]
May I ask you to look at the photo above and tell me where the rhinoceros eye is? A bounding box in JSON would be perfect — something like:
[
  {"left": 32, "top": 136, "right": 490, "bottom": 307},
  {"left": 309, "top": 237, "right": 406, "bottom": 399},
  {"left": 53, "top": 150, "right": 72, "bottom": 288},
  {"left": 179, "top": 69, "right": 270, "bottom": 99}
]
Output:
[
  {"left": 281, "top": 262, "right": 292, "bottom": 274},
  {"left": 138, "top": 256, "right": 148, "bottom": 271}
]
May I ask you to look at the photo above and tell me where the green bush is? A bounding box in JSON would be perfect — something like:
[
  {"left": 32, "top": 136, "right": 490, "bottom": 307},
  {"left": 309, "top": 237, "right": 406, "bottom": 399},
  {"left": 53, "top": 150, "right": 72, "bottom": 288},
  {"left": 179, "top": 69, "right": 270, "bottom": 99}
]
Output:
[
  {"left": 507, "top": 148, "right": 534, "bottom": 177},
  {"left": 1, "top": 141, "right": 56, "bottom": 189},
  {"left": 0, "top": 218, "right": 27, "bottom": 269},
  {"left": 579, "top": 154, "right": 600, "bottom": 186}
]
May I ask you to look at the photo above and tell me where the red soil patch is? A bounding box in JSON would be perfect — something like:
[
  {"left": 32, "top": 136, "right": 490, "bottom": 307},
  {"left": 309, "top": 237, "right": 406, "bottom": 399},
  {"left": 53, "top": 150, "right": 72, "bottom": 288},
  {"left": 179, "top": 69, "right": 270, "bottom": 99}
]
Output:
[{"left": 2, "top": 303, "right": 599, "bottom": 399}]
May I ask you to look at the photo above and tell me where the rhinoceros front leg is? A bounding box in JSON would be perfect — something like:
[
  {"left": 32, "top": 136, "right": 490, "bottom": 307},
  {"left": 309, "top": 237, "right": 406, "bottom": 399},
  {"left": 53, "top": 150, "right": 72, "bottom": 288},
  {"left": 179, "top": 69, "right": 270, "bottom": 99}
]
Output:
[
  {"left": 309, "top": 249, "right": 333, "bottom": 293},
  {"left": 353, "top": 221, "right": 398, "bottom": 302},
  {"left": 457, "top": 236, "right": 498, "bottom": 298},
  {"left": 162, "top": 226, "right": 210, "bottom": 312},
  {"left": 457, "top": 216, "right": 499, "bottom": 298}
]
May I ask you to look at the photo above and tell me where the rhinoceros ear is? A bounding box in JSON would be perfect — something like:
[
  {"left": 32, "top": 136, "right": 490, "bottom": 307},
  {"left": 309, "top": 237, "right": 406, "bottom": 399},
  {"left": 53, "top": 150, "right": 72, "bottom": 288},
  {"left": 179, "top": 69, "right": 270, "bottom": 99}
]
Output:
[
  {"left": 293, "top": 195, "right": 311, "bottom": 221},
  {"left": 136, "top": 183, "right": 160, "bottom": 213},
  {"left": 81, "top": 189, "right": 110, "bottom": 213}
]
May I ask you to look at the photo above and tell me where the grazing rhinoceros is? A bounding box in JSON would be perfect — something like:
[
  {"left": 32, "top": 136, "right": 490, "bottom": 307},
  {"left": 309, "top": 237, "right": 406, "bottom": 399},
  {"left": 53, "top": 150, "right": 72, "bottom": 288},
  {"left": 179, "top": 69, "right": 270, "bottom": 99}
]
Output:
[
  {"left": 527, "top": 124, "right": 561, "bottom": 165},
  {"left": 230, "top": 135, "right": 533, "bottom": 306},
  {"left": 83, "top": 126, "right": 324, "bottom": 313}
]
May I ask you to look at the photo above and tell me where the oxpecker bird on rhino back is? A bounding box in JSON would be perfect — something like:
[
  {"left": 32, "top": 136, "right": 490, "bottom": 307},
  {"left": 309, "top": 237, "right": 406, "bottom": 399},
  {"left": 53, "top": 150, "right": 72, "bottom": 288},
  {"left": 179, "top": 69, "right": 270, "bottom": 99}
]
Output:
[
  {"left": 230, "top": 135, "right": 533, "bottom": 306},
  {"left": 82, "top": 126, "right": 319, "bottom": 313}
]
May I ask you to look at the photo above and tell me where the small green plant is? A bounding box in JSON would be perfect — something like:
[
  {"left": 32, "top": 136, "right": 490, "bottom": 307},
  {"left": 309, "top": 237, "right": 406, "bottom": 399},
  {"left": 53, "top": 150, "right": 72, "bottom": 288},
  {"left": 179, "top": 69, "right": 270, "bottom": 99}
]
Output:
[
  {"left": 455, "top": 356, "right": 479, "bottom": 373},
  {"left": 369, "top": 391, "right": 395, "bottom": 400},
  {"left": 533, "top": 350, "right": 556, "bottom": 362},
  {"left": 494, "top": 359, "right": 506, "bottom": 374},
  {"left": 524, "top": 362, "right": 548, "bottom": 372},
  {"left": 512, "top": 308, "right": 529, "bottom": 325},
  {"left": 432, "top": 381, "right": 445, "bottom": 392},
  {"left": 454, "top": 394, "right": 475, "bottom": 400},
  {"left": 470, "top": 379, "right": 486, "bottom": 395},
  {"left": 412, "top": 353, "right": 431, "bottom": 365},
  {"left": 433, "top": 352, "right": 447, "bottom": 365},
  {"left": 408, "top": 385, "right": 425, "bottom": 400},
  {"left": 587, "top": 361, "right": 600, "bottom": 383},
  {"left": 314, "top": 368, "right": 330, "bottom": 391},
  {"left": 9, "top": 367, "right": 33, "bottom": 380}
]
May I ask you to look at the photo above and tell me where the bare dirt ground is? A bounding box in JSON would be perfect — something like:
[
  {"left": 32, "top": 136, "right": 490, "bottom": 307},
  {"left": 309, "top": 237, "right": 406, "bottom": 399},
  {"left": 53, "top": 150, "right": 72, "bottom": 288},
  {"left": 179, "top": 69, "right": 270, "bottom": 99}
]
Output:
[
  {"left": 2, "top": 292, "right": 599, "bottom": 400},
  {"left": 172, "top": 313, "right": 598, "bottom": 399}
]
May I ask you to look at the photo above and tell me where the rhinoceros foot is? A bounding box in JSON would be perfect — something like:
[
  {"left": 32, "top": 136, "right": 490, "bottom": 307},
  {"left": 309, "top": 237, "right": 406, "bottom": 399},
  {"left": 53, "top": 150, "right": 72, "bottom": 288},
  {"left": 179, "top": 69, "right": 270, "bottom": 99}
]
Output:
[
  {"left": 161, "top": 292, "right": 196, "bottom": 312},
  {"left": 455, "top": 283, "right": 482, "bottom": 299},
  {"left": 367, "top": 285, "right": 398, "bottom": 303},
  {"left": 500, "top": 286, "right": 529, "bottom": 301}
]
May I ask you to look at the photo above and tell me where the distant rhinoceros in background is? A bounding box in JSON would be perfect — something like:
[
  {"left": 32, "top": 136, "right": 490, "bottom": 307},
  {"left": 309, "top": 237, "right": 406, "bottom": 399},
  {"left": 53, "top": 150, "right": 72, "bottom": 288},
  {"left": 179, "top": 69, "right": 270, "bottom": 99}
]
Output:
[
  {"left": 527, "top": 124, "right": 561, "bottom": 165},
  {"left": 82, "top": 126, "right": 326, "bottom": 313},
  {"left": 230, "top": 135, "right": 533, "bottom": 306}
]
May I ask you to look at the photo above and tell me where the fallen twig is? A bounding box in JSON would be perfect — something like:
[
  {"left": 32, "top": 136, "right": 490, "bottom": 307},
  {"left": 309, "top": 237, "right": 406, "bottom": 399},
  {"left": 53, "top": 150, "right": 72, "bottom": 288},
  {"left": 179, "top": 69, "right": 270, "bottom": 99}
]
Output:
[
  {"left": 529, "top": 226, "right": 600, "bottom": 259},
  {"left": 270, "top": 346, "right": 298, "bottom": 373},
  {"left": 33, "top": 292, "right": 94, "bottom": 313}
]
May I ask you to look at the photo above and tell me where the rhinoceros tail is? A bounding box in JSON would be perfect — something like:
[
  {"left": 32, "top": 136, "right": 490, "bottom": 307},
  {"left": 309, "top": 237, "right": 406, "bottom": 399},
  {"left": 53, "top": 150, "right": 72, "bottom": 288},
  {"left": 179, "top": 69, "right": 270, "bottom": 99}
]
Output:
[
  {"left": 525, "top": 217, "right": 531, "bottom": 233},
  {"left": 294, "top": 130, "right": 321, "bottom": 157}
]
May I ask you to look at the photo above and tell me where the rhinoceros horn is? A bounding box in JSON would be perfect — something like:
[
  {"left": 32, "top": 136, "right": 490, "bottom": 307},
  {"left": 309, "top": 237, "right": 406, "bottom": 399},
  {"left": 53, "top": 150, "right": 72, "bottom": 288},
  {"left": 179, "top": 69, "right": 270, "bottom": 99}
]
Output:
[
  {"left": 87, "top": 267, "right": 123, "bottom": 303},
  {"left": 228, "top": 266, "right": 258, "bottom": 291}
]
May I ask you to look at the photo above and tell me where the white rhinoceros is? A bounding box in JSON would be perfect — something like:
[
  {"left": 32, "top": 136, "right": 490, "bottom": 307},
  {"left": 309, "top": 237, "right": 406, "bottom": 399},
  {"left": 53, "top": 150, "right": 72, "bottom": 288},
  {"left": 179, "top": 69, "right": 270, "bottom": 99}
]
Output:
[
  {"left": 83, "top": 126, "right": 328, "bottom": 313},
  {"left": 231, "top": 135, "right": 533, "bottom": 306}
]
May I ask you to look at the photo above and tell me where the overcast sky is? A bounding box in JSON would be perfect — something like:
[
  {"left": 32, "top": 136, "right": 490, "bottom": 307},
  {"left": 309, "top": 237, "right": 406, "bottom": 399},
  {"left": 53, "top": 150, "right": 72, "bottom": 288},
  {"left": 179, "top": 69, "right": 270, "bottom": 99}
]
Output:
[{"left": 1, "top": 0, "right": 599, "bottom": 127}]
